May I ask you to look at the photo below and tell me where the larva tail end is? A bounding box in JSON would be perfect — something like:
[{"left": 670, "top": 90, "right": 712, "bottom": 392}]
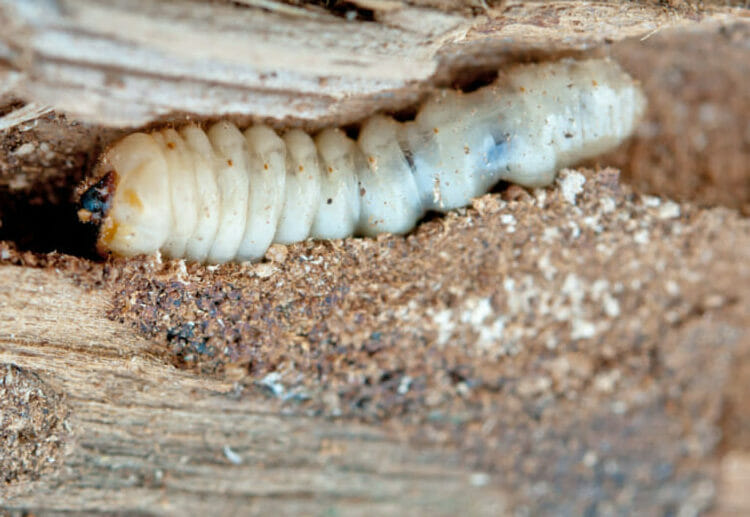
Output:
[{"left": 78, "top": 171, "right": 117, "bottom": 226}]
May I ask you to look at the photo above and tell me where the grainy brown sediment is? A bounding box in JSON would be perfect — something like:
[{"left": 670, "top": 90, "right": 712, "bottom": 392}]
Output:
[
  {"left": 2, "top": 164, "right": 747, "bottom": 514},
  {"left": 1, "top": 363, "right": 72, "bottom": 491},
  {"left": 103, "top": 168, "right": 749, "bottom": 416}
]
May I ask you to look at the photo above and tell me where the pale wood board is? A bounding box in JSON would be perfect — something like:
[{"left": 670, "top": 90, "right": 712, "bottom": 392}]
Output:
[{"left": 0, "top": 0, "right": 746, "bottom": 127}]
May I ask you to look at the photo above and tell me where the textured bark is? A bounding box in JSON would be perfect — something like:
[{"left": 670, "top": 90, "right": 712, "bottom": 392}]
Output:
[{"left": 0, "top": 0, "right": 745, "bottom": 127}]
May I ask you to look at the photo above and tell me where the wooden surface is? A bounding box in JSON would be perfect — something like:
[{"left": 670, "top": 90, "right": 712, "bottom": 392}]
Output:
[
  {"left": 0, "top": 0, "right": 745, "bottom": 127},
  {"left": 0, "top": 265, "right": 506, "bottom": 514}
]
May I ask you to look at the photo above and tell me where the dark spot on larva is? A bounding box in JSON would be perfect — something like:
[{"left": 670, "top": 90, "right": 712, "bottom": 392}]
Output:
[
  {"left": 433, "top": 127, "right": 439, "bottom": 134},
  {"left": 264, "top": 163, "right": 269, "bottom": 170},
  {"left": 464, "top": 145, "right": 470, "bottom": 154},
  {"left": 167, "top": 142, "right": 176, "bottom": 150},
  {"left": 360, "top": 187, "right": 366, "bottom": 196},
  {"left": 227, "top": 159, "right": 233, "bottom": 166},
  {"left": 486, "top": 135, "right": 509, "bottom": 167},
  {"left": 403, "top": 149, "right": 416, "bottom": 172},
  {"left": 368, "top": 156, "right": 375, "bottom": 164},
  {"left": 564, "top": 132, "right": 573, "bottom": 138},
  {"left": 567, "top": 83, "right": 574, "bottom": 88},
  {"left": 327, "top": 198, "right": 333, "bottom": 205}
]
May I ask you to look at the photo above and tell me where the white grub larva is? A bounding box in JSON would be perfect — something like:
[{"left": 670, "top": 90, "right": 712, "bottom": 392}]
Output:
[{"left": 78, "top": 58, "right": 646, "bottom": 263}]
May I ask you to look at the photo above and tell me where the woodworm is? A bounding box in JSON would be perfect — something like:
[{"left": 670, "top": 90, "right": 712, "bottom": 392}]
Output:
[{"left": 79, "top": 58, "right": 646, "bottom": 263}]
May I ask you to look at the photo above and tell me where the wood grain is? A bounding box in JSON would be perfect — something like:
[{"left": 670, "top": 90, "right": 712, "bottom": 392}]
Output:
[
  {"left": 0, "top": 0, "right": 744, "bottom": 127},
  {"left": 0, "top": 265, "right": 506, "bottom": 514}
]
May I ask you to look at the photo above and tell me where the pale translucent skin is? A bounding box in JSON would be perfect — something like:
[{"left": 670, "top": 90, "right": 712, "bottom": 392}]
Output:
[{"left": 93, "top": 58, "right": 646, "bottom": 263}]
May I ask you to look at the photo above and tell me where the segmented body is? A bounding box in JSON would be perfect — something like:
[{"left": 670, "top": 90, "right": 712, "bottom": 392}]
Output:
[{"left": 80, "top": 58, "right": 646, "bottom": 263}]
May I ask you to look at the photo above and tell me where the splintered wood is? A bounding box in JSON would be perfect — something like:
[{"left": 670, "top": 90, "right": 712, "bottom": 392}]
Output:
[{"left": 0, "top": 0, "right": 744, "bottom": 127}]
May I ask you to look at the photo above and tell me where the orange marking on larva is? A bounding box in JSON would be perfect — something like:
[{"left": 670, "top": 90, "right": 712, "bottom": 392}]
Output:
[
  {"left": 298, "top": 165, "right": 304, "bottom": 172},
  {"left": 227, "top": 159, "right": 233, "bottom": 166},
  {"left": 99, "top": 218, "right": 119, "bottom": 246},
  {"left": 264, "top": 163, "right": 269, "bottom": 170},
  {"left": 327, "top": 166, "right": 333, "bottom": 173},
  {"left": 433, "top": 127, "right": 439, "bottom": 134},
  {"left": 592, "top": 79, "right": 599, "bottom": 86},
  {"left": 464, "top": 145, "right": 470, "bottom": 154},
  {"left": 123, "top": 189, "right": 144, "bottom": 211},
  {"left": 167, "top": 142, "right": 176, "bottom": 150},
  {"left": 519, "top": 86, "right": 526, "bottom": 92}
]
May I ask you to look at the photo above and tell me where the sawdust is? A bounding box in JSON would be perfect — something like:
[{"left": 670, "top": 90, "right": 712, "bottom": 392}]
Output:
[
  {"left": 0, "top": 364, "right": 71, "bottom": 492},
  {"left": 81, "top": 168, "right": 746, "bottom": 513}
]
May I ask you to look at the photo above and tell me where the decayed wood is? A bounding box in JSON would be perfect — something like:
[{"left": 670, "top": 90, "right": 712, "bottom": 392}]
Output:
[
  {"left": 0, "top": 265, "right": 507, "bottom": 514},
  {"left": 0, "top": 102, "right": 52, "bottom": 131},
  {"left": 0, "top": 0, "right": 745, "bottom": 127}
]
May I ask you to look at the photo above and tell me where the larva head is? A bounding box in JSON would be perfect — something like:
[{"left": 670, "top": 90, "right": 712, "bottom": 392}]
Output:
[
  {"left": 78, "top": 170, "right": 117, "bottom": 226},
  {"left": 79, "top": 133, "right": 171, "bottom": 257}
]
